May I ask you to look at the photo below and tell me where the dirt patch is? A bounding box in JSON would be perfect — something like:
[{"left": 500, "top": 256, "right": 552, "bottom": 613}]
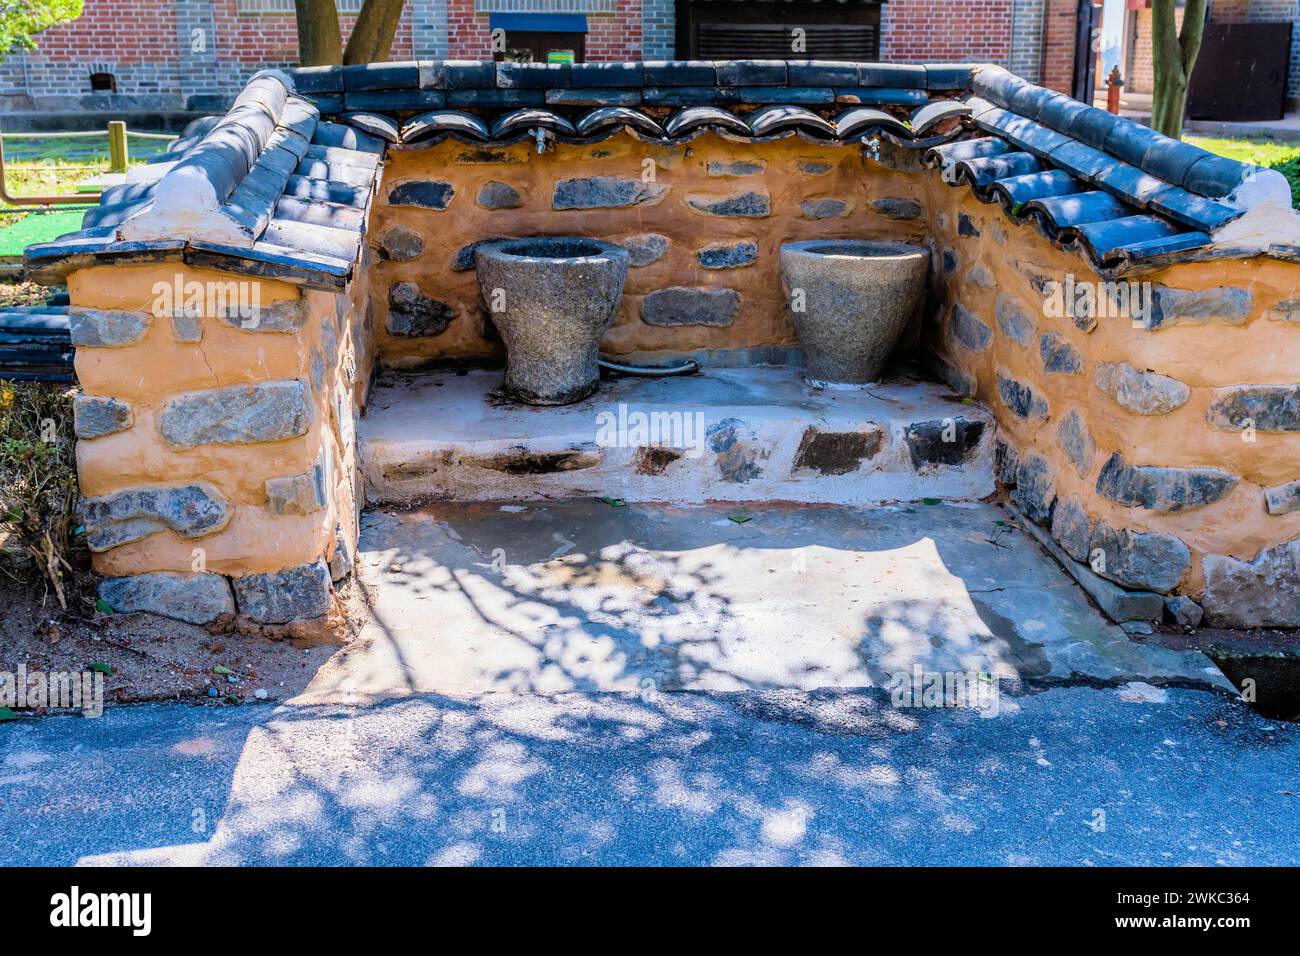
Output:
[
  {"left": 0, "top": 574, "right": 365, "bottom": 713},
  {"left": 635, "top": 445, "right": 682, "bottom": 475},
  {"left": 793, "top": 427, "right": 883, "bottom": 476}
]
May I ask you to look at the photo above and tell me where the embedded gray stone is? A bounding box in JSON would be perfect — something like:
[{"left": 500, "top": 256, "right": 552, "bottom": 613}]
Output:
[
  {"left": 1011, "top": 452, "right": 1055, "bottom": 524},
  {"left": 233, "top": 559, "right": 334, "bottom": 623},
  {"left": 1265, "top": 477, "right": 1300, "bottom": 515},
  {"left": 994, "top": 293, "right": 1035, "bottom": 347},
  {"left": 996, "top": 440, "right": 1019, "bottom": 487},
  {"left": 388, "top": 180, "right": 454, "bottom": 209},
  {"left": 996, "top": 370, "right": 1049, "bottom": 421},
  {"left": 707, "top": 160, "right": 765, "bottom": 176},
  {"left": 642, "top": 287, "right": 739, "bottom": 327},
  {"left": 1055, "top": 408, "right": 1095, "bottom": 479},
  {"left": 1202, "top": 538, "right": 1300, "bottom": 628},
  {"left": 477, "top": 180, "right": 523, "bottom": 209},
  {"left": 957, "top": 213, "right": 980, "bottom": 237},
  {"left": 1146, "top": 285, "right": 1253, "bottom": 329},
  {"left": 934, "top": 355, "right": 976, "bottom": 397},
  {"left": 871, "top": 197, "right": 921, "bottom": 220},
  {"left": 1206, "top": 384, "right": 1300, "bottom": 432},
  {"left": 553, "top": 176, "right": 668, "bottom": 209},
  {"left": 476, "top": 236, "right": 630, "bottom": 405},
  {"left": 265, "top": 459, "right": 326, "bottom": 516},
  {"left": 99, "top": 572, "right": 236, "bottom": 626},
  {"left": 217, "top": 300, "right": 307, "bottom": 335},
  {"left": 941, "top": 248, "right": 958, "bottom": 273},
  {"left": 1050, "top": 494, "right": 1092, "bottom": 563},
  {"left": 80, "top": 483, "right": 231, "bottom": 552},
  {"left": 1270, "top": 298, "right": 1300, "bottom": 323},
  {"left": 1039, "top": 332, "right": 1082, "bottom": 374},
  {"left": 799, "top": 198, "right": 849, "bottom": 220},
  {"left": 1094, "top": 361, "right": 1190, "bottom": 415},
  {"left": 378, "top": 225, "right": 425, "bottom": 261},
  {"left": 619, "top": 233, "right": 670, "bottom": 267},
  {"left": 1165, "top": 595, "right": 1203, "bottom": 627},
  {"left": 1095, "top": 453, "right": 1238, "bottom": 513},
  {"left": 686, "top": 190, "right": 770, "bottom": 218},
  {"left": 329, "top": 528, "right": 353, "bottom": 582},
  {"left": 968, "top": 263, "right": 995, "bottom": 289},
  {"left": 387, "top": 282, "right": 456, "bottom": 338},
  {"left": 170, "top": 313, "right": 202, "bottom": 343},
  {"left": 797, "top": 160, "right": 833, "bottom": 175},
  {"left": 159, "top": 380, "right": 311, "bottom": 448},
  {"left": 779, "top": 239, "right": 928, "bottom": 386},
  {"left": 73, "top": 395, "right": 132, "bottom": 439},
  {"left": 697, "top": 241, "right": 757, "bottom": 269},
  {"left": 68, "top": 308, "right": 148, "bottom": 347},
  {"left": 903, "top": 417, "right": 986, "bottom": 468},
  {"left": 950, "top": 302, "right": 992, "bottom": 352},
  {"left": 1087, "top": 522, "right": 1191, "bottom": 594}
]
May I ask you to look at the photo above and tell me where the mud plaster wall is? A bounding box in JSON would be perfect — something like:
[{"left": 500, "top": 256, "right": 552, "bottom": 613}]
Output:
[
  {"left": 367, "top": 132, "right": 929, "bottom": 366},
  {"left": 924, "top": 181, "right": 1300, "bottom": 601},
  {"left": 70, "top": 263, "right": 370, "bottom": 581}
]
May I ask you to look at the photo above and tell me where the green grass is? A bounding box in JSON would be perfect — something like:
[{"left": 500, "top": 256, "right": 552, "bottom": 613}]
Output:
[
  {"left": 0, "top": 132, "right": 174, "bottom": 233},
  {"left": 1187, "top": 135, "right": 1300, "bottom": 208}
]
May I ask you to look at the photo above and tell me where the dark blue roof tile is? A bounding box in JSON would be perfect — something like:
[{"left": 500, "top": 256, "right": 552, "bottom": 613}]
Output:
[
  {"left": 570, "top": 62, "right": 644, "bottom": 87},
  {"left": 1067, "top": 107, "right": 1122, "bottom": 150},
  {"left": 1182, "top": 153, "right": 1251, "bottom": 199},
  {"left": 643, "top": 61, "right": 717, "bottom": 86},
  {"left": 341, "top": 61, "right": 419, "bottom": 92},
  {"left": 1146, "top": 185, "right": 1242, "bottom": 232},
  {"left": 788, "top": 61, "right": 857, "bottom": 86},
  {"left": 716, "top": 60, "right": 787, "bottom": 86},
  {"left": 857, "top": 63, "right": 927, "bottom": 89},
  {"left": 1102, "top": 118, "right": 1165, "bottom": 168},
  {"left": 1047, "top": 139, "right": 1113, "bottom": 181},
  {"left": 989, "top": 169, "right": 1083, "bottom": 206},
  {"left": 1029, "top": 190, "right": 1131, "bottom": 227}
]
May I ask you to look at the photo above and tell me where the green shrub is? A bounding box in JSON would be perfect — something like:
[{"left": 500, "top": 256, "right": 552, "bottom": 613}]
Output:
[{"left": 1270, "top": 157, "right": 1300, "bottom": 210}]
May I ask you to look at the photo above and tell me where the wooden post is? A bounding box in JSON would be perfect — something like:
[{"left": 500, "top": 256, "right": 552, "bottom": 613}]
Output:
[{"left": 108, "top": 120, "right": 128, "bottom": 174}]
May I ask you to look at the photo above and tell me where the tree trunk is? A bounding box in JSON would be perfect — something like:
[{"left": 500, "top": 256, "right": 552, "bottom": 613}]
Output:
[
  {"left": 1150, "top": 0, "right": 1208, "bottom": 140},
  {"left": 295, "top": 0, "right": 342, "bottom": 66},
  {"left": 343, "top": 0, "right": 406, "bottom": 65}
]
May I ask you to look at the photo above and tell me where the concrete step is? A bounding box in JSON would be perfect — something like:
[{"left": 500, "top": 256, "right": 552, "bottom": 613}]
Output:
[{"left": 360, "top": 366, "right": 997, "bottom": 506}]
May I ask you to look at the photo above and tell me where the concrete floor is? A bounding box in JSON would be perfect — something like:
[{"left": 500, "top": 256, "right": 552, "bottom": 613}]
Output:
[{"left": 300, "top": 499, "right": 1230, "bottom": 703}]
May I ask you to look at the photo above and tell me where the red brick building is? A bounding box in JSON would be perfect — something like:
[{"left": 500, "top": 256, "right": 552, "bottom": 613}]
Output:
[{"left": 0, "top": 0, "right": 1123, "bottom": 114}]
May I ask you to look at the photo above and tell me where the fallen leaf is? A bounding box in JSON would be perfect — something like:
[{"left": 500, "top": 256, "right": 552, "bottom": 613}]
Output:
[
  {"left": 601, "top": 497, "right": 627, "bottom": 508},
  {"left": 728, "top": 514, "right": 752, "bottom": 524},
  {"left": 94, "top": 598, "right": 114, "bottom": 615},
  {"left": 0, "top": 708, "right": 15, "bottom": 722},
  {"left": 88, "top": 662, "right": 112, "bottom": 676}
]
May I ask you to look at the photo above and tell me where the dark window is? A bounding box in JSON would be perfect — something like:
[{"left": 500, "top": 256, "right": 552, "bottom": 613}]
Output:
[
  {"left": 496, "top": 31, "right": 586, "bottom": 63},
  {"left": 89, "top": 72, "right": 116, "bottom": 93},
  {"left": 677, "top": 1, "right": 881, "bottom": 60}
]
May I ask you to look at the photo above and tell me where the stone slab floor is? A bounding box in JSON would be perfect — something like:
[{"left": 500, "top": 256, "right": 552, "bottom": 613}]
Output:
[
  {"left": 300, "top": 499, "right": 1231, "bottom": 703},
  {"left": 5, "top": 499, "right": 1298, "bottom": 867}
]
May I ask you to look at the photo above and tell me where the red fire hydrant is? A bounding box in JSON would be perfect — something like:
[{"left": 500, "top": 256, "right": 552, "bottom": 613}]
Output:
[{"left": 1106, "top": 66, "right": 1124, "bottom": 115}]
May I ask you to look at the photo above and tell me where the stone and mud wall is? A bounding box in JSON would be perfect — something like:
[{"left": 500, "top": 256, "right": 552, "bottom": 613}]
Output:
[
  {"left": 367, "top": 132, "right": 928, "bottom": 367},
  {"left": 925, "top": 182, "right": 1300, "bottom": 627},
  {"left": 68, "top": 262, "right": 371, "bottom": 628}
]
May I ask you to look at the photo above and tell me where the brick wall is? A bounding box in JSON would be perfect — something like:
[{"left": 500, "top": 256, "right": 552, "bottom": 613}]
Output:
[
  {"left": 881, "top": 0, "right": 1014, "bottom": 63},
  {"left": 446, "top": 0, "right": 642, "bottom": 60}
]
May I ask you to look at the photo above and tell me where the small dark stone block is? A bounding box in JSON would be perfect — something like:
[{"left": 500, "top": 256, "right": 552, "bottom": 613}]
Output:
[
  {"left": 554, "top": 176, "right": 669, "bottom": 210},
  {"left": 477, "top": 181, "right": 523, "bottom": 209},
  {"left": 378, "top": 225, "right": 425, "bottom": 261},
  {"left": 957, "top": 213, "right": 980, "bottom": 237},
  {"left": 642, "top": 287, "right": 739, "bottom": 327},
  {"left": 950, "top": 303, "right": 992, "bottom": 352},
  {"left": 1088, "top": 522, "right": 1191, "bottom": 594},
  {"left": 996, "top": 371, "right": 1050, "bottom": 421},
  {"left": 903, "top": 418, "right": 986, "bottom": 468},
  {"left": 388, "top": 282, "right": 456, "bottom": 338},
  {"left": 794, "top": 427, "right": 884, "bottom": 475},
  {"left": 642, "top": 61, "right": 717, "bottom": 86},
  {"left": 686, "top": 191, "right": 770, "bottom": 218},
  {"left": 1012, "top": 453, "right": 1056, "bottom": 524},
  {"left": 1039, "top": 332, "right": 1083, "bottom": 374},
  {"left": 799, "top": 198, "right": 849, "bottom": 220},
  {"left": 388, "top": 180, "right": 454, "bottom": 210},
  {"left": 1207, "top": 384, "right": 1300, "bottom": 432},
  {"left": 1095, "top": 453, "right": 1239, "bottom": 513},
  {"left": 871, "top": 197, "right": 922, "bottom": 220},
  {"left": 697, "top": 241, "right": 758, "bottom": 269}
]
